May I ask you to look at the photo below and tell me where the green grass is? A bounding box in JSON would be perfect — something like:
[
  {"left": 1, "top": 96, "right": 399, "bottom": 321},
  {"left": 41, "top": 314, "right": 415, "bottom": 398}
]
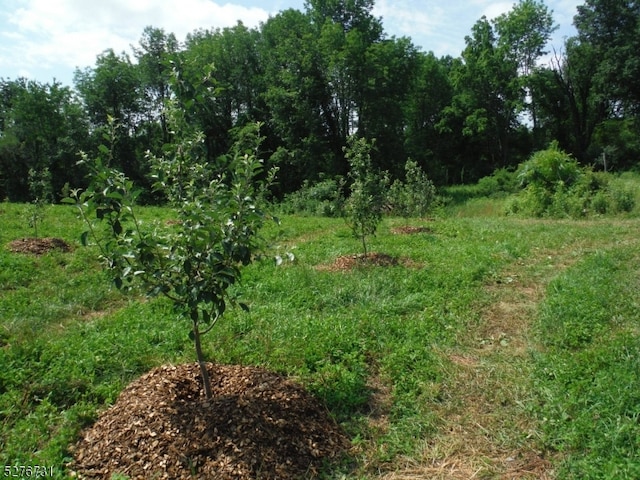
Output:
[
  {"left": 1, "top": 197, "right": 639, "bottom": 478},
  {"left": 534, "top": 246, "right": 640, "bottom": 479}
]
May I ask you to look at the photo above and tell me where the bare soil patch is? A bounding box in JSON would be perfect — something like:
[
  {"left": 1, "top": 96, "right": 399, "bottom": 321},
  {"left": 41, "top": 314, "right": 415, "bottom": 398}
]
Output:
[
  {"left": 69, "top": 363, "right": 349, "bottom": 480},
  {"left": 7, "top": 237, "right": 72, "bottom": 255}
]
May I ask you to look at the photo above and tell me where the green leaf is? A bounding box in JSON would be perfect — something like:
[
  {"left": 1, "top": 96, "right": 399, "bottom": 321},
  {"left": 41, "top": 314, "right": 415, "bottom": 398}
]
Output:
[
  {"left": 80, "top": 231, "right": 89, "bottom": 247},
  {"left": 239, "top": 302, "right": 250, "bottom": 313},
  {"left": 105, "top": 190, "right": 124, "bottom": 200}
]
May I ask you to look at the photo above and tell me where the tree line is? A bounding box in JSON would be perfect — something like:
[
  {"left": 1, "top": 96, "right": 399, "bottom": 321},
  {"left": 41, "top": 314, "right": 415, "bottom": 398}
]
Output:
[{"left": 1, "top": 0, "right": 639, "bottom": 203}]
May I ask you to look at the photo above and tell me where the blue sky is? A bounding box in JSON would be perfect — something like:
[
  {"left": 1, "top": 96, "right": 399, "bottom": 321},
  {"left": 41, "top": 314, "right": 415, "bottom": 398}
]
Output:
[{"left": 0, "top": 0, "right": 582, "bottom": 87}]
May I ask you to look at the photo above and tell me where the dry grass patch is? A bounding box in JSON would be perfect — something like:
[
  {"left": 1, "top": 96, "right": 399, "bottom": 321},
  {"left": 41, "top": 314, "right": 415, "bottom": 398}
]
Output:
[{"left": 381, "top": 247, "right": 583, "bottom": 480}]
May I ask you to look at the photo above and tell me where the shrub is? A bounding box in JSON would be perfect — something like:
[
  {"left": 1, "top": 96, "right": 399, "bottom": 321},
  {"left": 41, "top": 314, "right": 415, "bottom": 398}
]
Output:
[
  {"left": 591, "top": 190, "right": 610, "bottom": 215},
  {"left": 388, "top": 159, "right": 437, "bottom": 220},
  {"left": 281, "top": 176, "right": 346, "bottom": 217},
  {"left": 476, "top": 168, "right": 518, "bottom": 197},
  {"left": 517, "top": 141, "right": 582, "bottom": 190},
  {"left": 507, "top": 183, "right": 549, "bottom": 217},
  {"left": 508, "top": 143, "right": 636, "bottom": 218},
  {"left": 612, "top": 188, "right": 636, "bottom": 213}
]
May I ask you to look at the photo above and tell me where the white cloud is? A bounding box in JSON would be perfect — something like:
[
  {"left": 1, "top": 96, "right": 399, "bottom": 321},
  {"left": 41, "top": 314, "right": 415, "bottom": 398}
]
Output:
[
  {"left": 553, "top": 0, "right": 580, "bottom": 26},
  {"left": 481, "top": 2, "right": 514, "bottom": 21},
  {"left": 1, "top": 0, "right": 271, "bottom": 82},
  {"left": 0, "top": 0, "right": 585, "bottom": 85},
  {"left": 374, "top": 0, "right": 470, "bottom": 56},
  {"left": 374, "top": 0, "right": 444, "bottom": 38}
]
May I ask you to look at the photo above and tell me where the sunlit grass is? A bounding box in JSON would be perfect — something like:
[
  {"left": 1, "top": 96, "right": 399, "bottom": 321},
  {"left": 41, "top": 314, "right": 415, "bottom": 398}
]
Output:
[
  {"left": 534, "top": 246, "right": 640, "bottom": 479},
  {"left": 1, "top": 199, "right": 639, "bottom": 478}
]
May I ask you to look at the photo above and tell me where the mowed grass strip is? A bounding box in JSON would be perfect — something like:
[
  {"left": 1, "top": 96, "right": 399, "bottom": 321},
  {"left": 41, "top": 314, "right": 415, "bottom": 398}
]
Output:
[
  {"left": 1, "top": 202, "right": 639, "bottom": 478},
  {"left": 534, "top": 244, "right": 640, "bottom": 479}
]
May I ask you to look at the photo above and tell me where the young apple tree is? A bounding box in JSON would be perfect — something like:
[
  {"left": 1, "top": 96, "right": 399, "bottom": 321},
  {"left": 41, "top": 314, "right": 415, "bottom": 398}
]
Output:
[
  {"left": 389, "top": 158, "right": 436, "bottom": 222},
  {"left": 68, "top": 108, "right": 276, "bottom": 399},
  {"left": 344, "top": 135, "right": 388, "bottom": 257},
  {"left": 26, "top": 167, "right": 52, "bottom": 239}
]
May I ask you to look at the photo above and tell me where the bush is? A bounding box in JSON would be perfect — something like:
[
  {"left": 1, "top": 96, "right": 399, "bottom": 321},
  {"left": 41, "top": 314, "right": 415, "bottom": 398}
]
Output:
[
  {"left": 507, "top": 183, "right": 549, "bottom": 217},
  {"left": 507, "top": 143, "right": 636, "bottom": 218},
  {"left": 476, "top": 168, "right": 518, "bottom": 197},
  {"left": 280, "top": 176, "right": 345, "bottom": 217},
  {"left": 612, "top": 187, "right": 636, "bottom": 213},
  {"left": 517, "top": 141, "right": 582, "bottom": 190},
  {"left": 590, "top": 190, "right": 610, "bottom": 215},
  {"left": 388, "top": 159, "right": 437, "bottom": 220}
]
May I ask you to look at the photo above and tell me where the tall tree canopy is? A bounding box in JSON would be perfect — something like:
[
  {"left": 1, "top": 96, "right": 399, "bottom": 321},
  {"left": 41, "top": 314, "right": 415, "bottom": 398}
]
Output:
[
  {"left": 305, "top": 0, "right": 383, "bottom": 40},
  {"left": 2, "top": 0, "right": 639, "bottom": 202},
  {"left": 0, "top": 79, "right": 88, "bottom": 201},
  {"left": 494, "top": 0, "right": 557, "bottom": 139},
  {"left": 134, "top": 26, "right": 180, "bottom": 146},
  {"left": 440, "top": 17, "right": 522, "bottom": 179},
  {"left": 574, "top": 0, "right": 640, "bottom": 114},
  {"left": 181, "top": 22, "right": 263, "bottom": 162}
]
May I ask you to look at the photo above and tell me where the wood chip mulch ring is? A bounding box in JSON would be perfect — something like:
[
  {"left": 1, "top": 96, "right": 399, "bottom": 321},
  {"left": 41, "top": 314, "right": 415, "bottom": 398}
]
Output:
[
  {"left": 69, "top": 363, "right": 350, "bottom": 480},
  {"left": 7, "top": 237, "right": 72, "bottom": 255},
  {"left": 316, "top": 252, "right": 402, "bottom": 272}
]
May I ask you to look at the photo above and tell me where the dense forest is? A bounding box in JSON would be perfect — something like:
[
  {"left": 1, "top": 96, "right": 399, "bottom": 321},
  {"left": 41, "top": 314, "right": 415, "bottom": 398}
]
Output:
[{"left": 1, "top": 0, "right": 639, "bottom": 203}]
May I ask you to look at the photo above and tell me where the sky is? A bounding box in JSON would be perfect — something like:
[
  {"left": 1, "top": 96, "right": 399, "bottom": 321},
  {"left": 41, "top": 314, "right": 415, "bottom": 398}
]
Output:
[{"left": 0, "top": 0, "right": 583, "bottom": 88}]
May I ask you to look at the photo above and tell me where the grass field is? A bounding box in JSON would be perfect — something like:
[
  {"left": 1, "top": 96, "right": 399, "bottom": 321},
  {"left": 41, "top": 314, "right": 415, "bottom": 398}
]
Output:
[{"left": 1, "top": 189, "right": 639, "bottom": 478}]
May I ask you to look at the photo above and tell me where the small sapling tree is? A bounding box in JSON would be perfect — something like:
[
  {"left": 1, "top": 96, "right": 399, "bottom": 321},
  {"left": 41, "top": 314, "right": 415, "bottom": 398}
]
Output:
[
  {"left": 67, "top": 110, "right": 276, "bottom": 399},
  {"left": 344, "top": 135, "right": 388, "bottom": 257},
  {"left": 26, "top": 167, "right": 52, "bottom": 239},
  {"left": 389, "top": 158, "right": 436, "bottom": 222}
]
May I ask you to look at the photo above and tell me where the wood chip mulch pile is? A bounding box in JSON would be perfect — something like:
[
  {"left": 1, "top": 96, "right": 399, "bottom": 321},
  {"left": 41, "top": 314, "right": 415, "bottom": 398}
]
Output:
[
  {"left": 7, "top": 237, "right": 72, "bottom": 255},
  {"left": 315, "top": 252, "right": 400, "bottom": 272},
  {"left": 69, "top": 363, "right": 349, "bottom": 480}
]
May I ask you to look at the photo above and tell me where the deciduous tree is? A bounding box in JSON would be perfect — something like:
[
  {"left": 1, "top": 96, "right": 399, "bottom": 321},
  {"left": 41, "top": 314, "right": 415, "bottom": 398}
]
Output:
[
  {"left": 493, "top": 0, "right": 557, "bottom": 137},
  {"left": 69, "top": 111, "right": 276, "bottom": 399},
  {"left": 344, "top": 135, "right": 387, "bottom": 257}
]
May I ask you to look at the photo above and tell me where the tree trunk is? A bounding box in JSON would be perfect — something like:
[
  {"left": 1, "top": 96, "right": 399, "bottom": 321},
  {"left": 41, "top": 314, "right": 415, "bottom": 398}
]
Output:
[
  {"left": 192, "top": 319, "right": 213, "bottom": 400},
  {"left": 361, "top": 233, "right": 368, "bottom": 258}
]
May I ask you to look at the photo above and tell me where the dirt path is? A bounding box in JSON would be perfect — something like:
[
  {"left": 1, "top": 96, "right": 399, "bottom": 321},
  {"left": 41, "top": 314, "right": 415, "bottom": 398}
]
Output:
[{"left": 381, "top": 247, "right": 580, "bottom": 480}]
